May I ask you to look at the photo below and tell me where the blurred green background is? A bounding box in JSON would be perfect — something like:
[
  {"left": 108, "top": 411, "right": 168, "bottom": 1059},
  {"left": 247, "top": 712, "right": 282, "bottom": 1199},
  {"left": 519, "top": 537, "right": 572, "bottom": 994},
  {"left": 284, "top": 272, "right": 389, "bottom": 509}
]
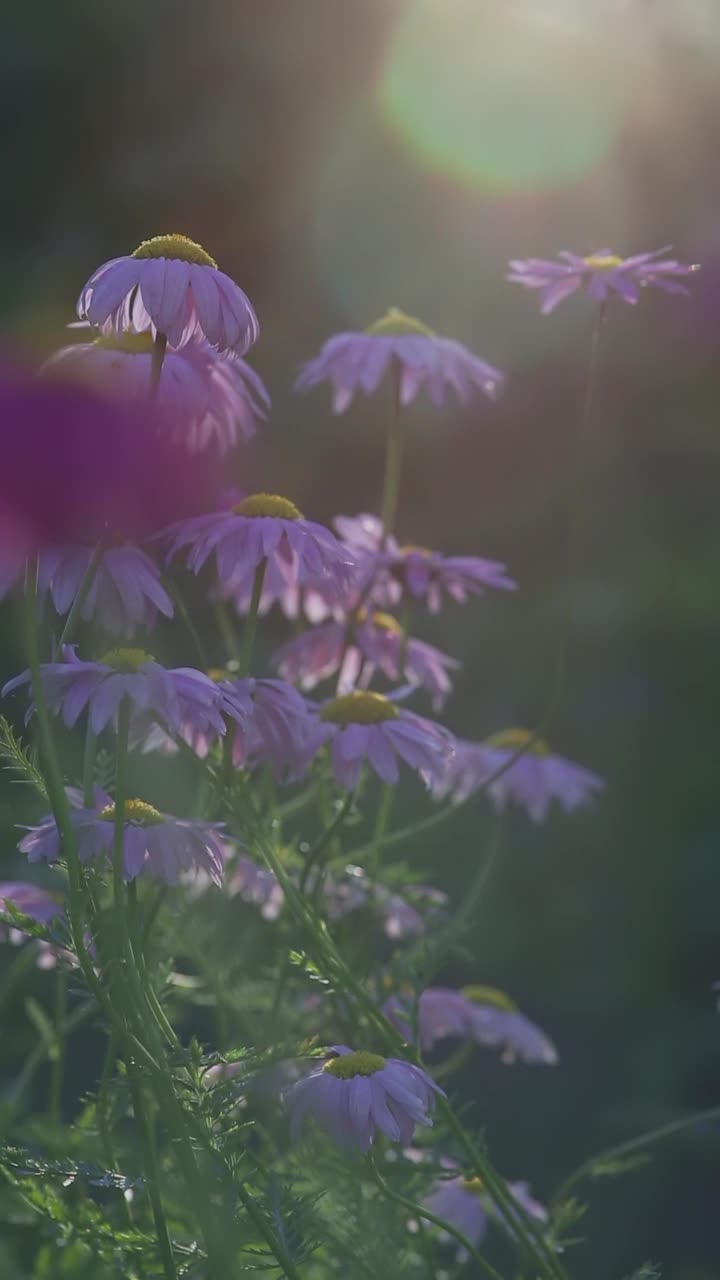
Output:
[{"left": 1, "top": 1, "right": 719, "bottom": 1276}]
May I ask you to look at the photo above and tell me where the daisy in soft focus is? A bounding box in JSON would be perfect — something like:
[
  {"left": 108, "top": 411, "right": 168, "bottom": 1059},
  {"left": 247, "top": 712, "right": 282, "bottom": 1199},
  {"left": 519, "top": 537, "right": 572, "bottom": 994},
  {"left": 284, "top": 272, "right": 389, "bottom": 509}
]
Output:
[
  {"left": 333, "top": 513, "right": 516, "bottom": 613},
  {"left": 431, "top": 729, "right": 604, "bottom": 822},
  {"left": 303, "top": 690, "right": 455, "bottom": 789},
  {"left": 273, "top": 611, "right": 458, "bottom": 710},
  {"left": 0, "top": 881, "right": 63, "bottom": 944},
  {"left": 296, "top": 306, "right": 503, "bottom": 412},
  {"left": 286, "top": 1045, "right": 444, "bottom": 1151},
  {"left": 507, "top": 246, "right": 698, "bottom": 315},
  {"left": 3, "top": 645, "right": 227, "bottom": 738},
  {"left": 19, "top": 787, "right": 225, "bottom": 885},
  {"left": 45, "top": 331, "right": 269, "bottom": 456},
  {"left": 77, "top": 233, "right": 258, "bottom": 356},
  {"left": 424, "top": 1162, "right": 548, "bottom": 1254},
  {"left": 38, "top": 544, "right": 173, "bottom": 638},
  {"left": 164, "top": 494, "right": 356, "bottom": 604},
  {"left": 384, "top": 985, "right": 558, "bottom": 1064}
]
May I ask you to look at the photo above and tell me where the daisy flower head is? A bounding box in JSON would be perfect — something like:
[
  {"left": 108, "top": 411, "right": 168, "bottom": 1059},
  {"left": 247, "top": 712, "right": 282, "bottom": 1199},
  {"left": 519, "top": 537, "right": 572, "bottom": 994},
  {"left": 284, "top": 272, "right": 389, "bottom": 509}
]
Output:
[
  {"left": 273, "top": 610, "right": 458, "bottom": 711},
  {"left": 3, "top": 645, "right": 226, "bottom": 738},
  {"left": 508, "top": 246, "right": 699, "bottom": 315},
  {"left": 165, "top": 494, "right": 356, "bottom": 605},
  {"left": 19, "top": 787, "right": 225, "bottom": 885},
  {"left": 38, "top": 544, "right": 173, "bottom": 638},
  {"left": 45, "top": 332, "right": 269, "bottom": 456},
  {"left": 384, "top": 984, "right": 557, "bottom": 1064},
  {"left": 286, "top": 1045, "right": 444, "bottom": 1151},
  {"left": 296, "top": 307, "right": 504, "bottom": 412},
  {"left": 432, "top": 729, "right": 605, "bottom": 822},
  {"left": 304, "top": 690, "right": 455, "bottom": 790},
  {"left": 77, "top": 233, "right": 258, "bottom": 356},
  {"left": 228, "top": 854, "right": 284, "bottom": 921},
  {"left": 0, "top": 881, "right": 63, "bottom": 944},
  {"left": 425, "top": 1166, "right": 548, "bottom": 1253}
]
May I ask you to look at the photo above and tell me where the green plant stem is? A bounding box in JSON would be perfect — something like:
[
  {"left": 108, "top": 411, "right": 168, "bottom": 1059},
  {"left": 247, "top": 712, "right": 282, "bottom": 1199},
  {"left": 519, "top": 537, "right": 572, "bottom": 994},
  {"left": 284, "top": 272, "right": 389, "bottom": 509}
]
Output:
[
  {"left": 127, "top": 1057, "right": 178, "bottom": 1280},
  {"left": 380, "top": 369, "right": 404, "bottom": 538},
  {"left": 57, "top": 542, "right": 105, "bottom": 649},
  {"left": 299, "top": 789, "right": 356, "bottom": 894},
  {"left": 213, "top": 598, "right": 239, "bottom": 662},
  {"left": 150, "top": 332, "right": 167, "bottom": 399},
  {"left": 48, "top": 968, "right": 67, "bottom": 1126},
  {"left": 367, "top": 1156, "right": 504, "bottom": 1280},
  {"left": 552, "top": 1102, "right": 720, "bottom": 1209},
  {"left": 112, "top": 700, "right": 130, "bottom": 965},
  {"left": 161, "top": 573, "right": 209, "bottom": 669},
  {"left": 82, "top": 721, "right": 97, "bottom": 807},
  {"left": 369, "top": 782, "right": 393, "bottom": 880},
  {"left": 239, "top": 558, "right": 267, "bottom": 677}
]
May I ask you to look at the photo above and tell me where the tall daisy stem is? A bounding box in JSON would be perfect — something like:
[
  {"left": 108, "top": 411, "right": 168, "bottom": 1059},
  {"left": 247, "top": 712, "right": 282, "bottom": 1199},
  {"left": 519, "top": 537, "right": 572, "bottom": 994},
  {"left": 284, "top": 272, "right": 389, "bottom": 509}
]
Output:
[
  {"left": 380, "top": 370, "right": 404, "bottom": 539},
  {"left": 239, "top": 558, "right": 267, "bottom": 677},
  {"left": 57, "top": 541, "right": 106, "bottom": 650}
]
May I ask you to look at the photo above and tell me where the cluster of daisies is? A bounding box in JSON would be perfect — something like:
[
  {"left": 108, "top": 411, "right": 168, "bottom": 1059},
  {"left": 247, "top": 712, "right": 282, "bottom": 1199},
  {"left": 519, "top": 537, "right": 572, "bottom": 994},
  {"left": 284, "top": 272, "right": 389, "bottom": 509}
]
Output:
[{"left": 0, "top": 234, "right": 697, "bottom": 1249}]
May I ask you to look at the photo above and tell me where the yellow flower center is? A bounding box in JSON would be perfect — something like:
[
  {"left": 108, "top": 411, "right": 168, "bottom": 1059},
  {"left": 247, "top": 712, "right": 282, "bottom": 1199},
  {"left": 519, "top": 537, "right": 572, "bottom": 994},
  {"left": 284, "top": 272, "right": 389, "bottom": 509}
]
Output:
[
  {"left": 99, "top": 648, "right": 154, "bottom": 673},
  {"left": 461, "top": 984, "right": 517, "bottom": 1012},
  {"left": 485, "top": 728, "right": 549, "bottom": 757},
  {"left": 131, "top": 233, "right": 218, "bottom": 268},
  {"left": 232, "top": 494, "right": 303, "bottom": 521},
  {"left": 399, "top": 544, "right": 431, "bottom": 557},
  {"left": 369, "top": 611, "right": 403, "bottom": 634},
  {"left": 206, "top": 667, "right": 230, "bottom": 684},
  {"left": 365, "top": 307, "right": 435, "bottom": 338},
  {"left": 97, "top": 798, "right": 164, "bottom": 826},
  {"left": 94, "top": 330, "right": 156, "bottom": 356},
  {"left": 323, "top": 1051, "right": 386, "bottom": 1079},
  {"left": 463, "top": 1176, "right": 486, "bottom": 1195},
  {"left": 320, "top": 691, "right": 399, "bottom": 725},
  {"left": 583, "top": 254, "right": 624, "bottom": 270}
]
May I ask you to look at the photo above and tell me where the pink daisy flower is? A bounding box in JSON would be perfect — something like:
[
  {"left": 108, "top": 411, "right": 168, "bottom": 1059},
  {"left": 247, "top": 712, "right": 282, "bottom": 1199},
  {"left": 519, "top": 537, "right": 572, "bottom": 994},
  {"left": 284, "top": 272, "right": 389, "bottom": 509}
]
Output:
[
  {"left": 507, "top": 246, "right": 698, "bottom": 315},
  {"left": 77, "top": 233, "right": 258, "bottom": 356}
]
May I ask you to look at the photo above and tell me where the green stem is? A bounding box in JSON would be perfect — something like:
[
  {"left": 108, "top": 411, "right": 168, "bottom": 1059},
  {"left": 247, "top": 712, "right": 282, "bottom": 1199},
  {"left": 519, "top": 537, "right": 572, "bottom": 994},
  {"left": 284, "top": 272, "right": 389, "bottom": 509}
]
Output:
[
  {"left": 369, "top": 782, "right": 393, "bottom": 880},
  {"left": 380, "top": 368, "right": 404, "bottom": 539},
  {"left": 214, "top": 597, "right": 240, "bottom": 663},
  {"left": 367, "top": 1156, "right": 505, "bottom": 1280},
  {"left": 57, "top": 542, "right": 105, "bottom": 650},
  {"left": 82, "top": 721, "right": 97, "bottom": 807},
  {"left": 239, "top": 558, "right": 267, "bottom": 677},
  {"left": 299, "top": 789, "right": 356, "bottom": 894},
  {"left": 552, "top": 1102, "right": 720, "bottom": 1209},
  {"left": 112, "top": 700, "right": 130, "bottom": 962},
  {"left": 48, "top": 968, "right": 67, "bottom": 1126},
  {"left": 150, "top": 332, "right": 167, "bottom": 400},
  {"left": 127, "top": 1057, "right": 178, "bottom": 1280},
  {"left": 161, "top": 573, "right": 209, "bottom": 669}
]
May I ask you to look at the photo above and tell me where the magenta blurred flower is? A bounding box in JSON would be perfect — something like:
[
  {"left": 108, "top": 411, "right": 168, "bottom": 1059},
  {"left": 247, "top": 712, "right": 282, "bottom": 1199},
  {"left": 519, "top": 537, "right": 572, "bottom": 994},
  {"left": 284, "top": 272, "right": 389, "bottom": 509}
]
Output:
[
  {"left": 0, "top": 881, "right": 63, "bottom": 944},
  {"left": 38, "top": 544, "right": 173, "bottom": 638},
  {"left": 296, "top": 307, "right": 503, "bottom": 412},
  {"left": 431, "top": 730, "right": 604, "bottom": 822},
  {"left": 3, "top": 644, "right": 226, "bottom": 738},
  {"left": 385, "top": 985, "right": 558, "bottom": 1064},
  {"left": 304, "top": 691, "right": 455, "bottom": 789},
  {"left": 165, "top": 494, "right": 356, "bottom": 604},
  {"left": 507, "top": 246, "right": 698, "bottom": 314},
  {"left": 273, "top": 611, "right": 458, "bottom": 710},
  {"left": 425, "top": 1165, "right": 548, "bottom": 1253},
  {"left": 20, "top": 787, "right": 225, "bottom": 884},
  {"left": 45, "top": 331, "right": 269, "bottom": 456},
  {"left": 77, "top": 233, "right": 258, "bottom": 356},
  {"left": 0, "top": 362, "right": 213, "bottom": 587},
  {"left": 286, "top": 1045, "right": 443, "bottom": 1151}
]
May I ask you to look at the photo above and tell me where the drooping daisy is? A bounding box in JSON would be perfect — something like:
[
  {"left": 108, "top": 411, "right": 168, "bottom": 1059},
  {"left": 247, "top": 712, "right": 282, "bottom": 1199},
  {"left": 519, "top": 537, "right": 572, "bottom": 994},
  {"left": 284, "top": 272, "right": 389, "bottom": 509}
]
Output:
[
  {"left": 425, "top": 1164, "right": 548, "bottom": 1254},
  {"left": 507, "top": 246, "right": 698, "bottom": 315},
  {"left": 38, "top": 544, "right": 173, "bottom": 638},
  {"left": 164, "top": 494, "right": 356, "bottom": 605},
  {"left": 44, "top": 331, "right": 269, "bottom": 456},
  {"left": 273, "top": 611, "right": 458, "bottom": 710},
  {"left": 77, "top": 233, "right": 258, "bottom": 356},
  {"left": 296, "top": 307, "right": 504, "bottom": 412},
  {"left": 432, "top": 730, "right": 604, "bottom": 822},
  {"left": 286, "top": 1045, "right": 443, "bottom": 1151},
  {"left": 384, "top": 985, "right": 558, "bottom": 1064},
  {"left": 303, "top": 691, "right": 455, "bottom": 790},
  {"left": 3, "top": 645, "right": 226, "bottom": 738},
  {"left": 19, "top": 787, "right": 225, "bottom": 884},
  {"left": 0, "top": 881, "right": 63, "bottom": 943}
]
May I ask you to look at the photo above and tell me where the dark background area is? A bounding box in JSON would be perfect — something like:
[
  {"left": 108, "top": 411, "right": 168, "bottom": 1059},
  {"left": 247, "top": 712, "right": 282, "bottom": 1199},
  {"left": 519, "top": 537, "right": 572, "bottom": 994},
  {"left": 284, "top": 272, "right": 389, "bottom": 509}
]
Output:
[{"left": 1, "top": 1, "right": 719, "bottom": 1276}]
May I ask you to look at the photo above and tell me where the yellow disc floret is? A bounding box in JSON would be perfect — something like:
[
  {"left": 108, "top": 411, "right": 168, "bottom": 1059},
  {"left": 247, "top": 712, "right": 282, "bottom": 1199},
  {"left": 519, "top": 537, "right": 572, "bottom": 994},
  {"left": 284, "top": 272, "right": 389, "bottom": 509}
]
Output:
[
  {"left": 461, "top": 984, "right": 517, "bottom": 1012},
  {"left": 320, "top": 691, "right": 399, "bottom": 725},
  {"left": 366, "top": 307, "right": 435, "bottom": 338},
  {"left": 131, "top": 233, "right": 218, "bottom": 268},
  {"left": 99, "top": 648, "right": 154, "bottom": 673},
  {"left": 369, "top": 611, "right": 403, "bottom": 635},
  {"left": 463, "top": 1176, "right": 486, "bottom": 1195},
  {"left": 98, "top": 798, "right": 164, "bottom": 826},
  {"left": 583, "top": 254, "right": 624, "bottom": 270},
  {"left": 323, "top": 1051, "right": 386, "bottom": 1079},
  {"left": 94, "top": 330, "right": 155, "bottom": 355},
  {"left": 485, "top": 728, "right": 549, "bottom": 757},
  {"left": 232, "top": 494, "right": 303, "bottom": 521}
]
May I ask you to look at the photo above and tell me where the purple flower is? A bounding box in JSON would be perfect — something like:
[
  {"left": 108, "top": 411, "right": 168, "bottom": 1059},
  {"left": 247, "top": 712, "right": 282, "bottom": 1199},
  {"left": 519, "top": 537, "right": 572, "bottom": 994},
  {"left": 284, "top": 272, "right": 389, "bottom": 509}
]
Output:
[
  {"left": 273, "top": 611, "right": 458, "bottom": 710},
  {"left": 303, "top": 691, "right": 455, "bottom": 790},
  {"left": 322, "top": 867, "right": 447, "bottom": 941},
  {"left": 38, "top": 544, "right": 173, "bottom": 638},
  {"left": 228, "top": 854, "right": 284, "bottom": 920},
  {"left": 165, "top": 494, "right": 356, "bottom": 605},
  {"left": 384, "top": 985, "right": 558, "bottom": 1064},
  {"left": 507, "top": 246, "right": 699, "bottom": 315},
  {"left": 425, "top": 1166, "right": 548, "bottom": 1253},
  {"left": 3, "top": 645, "right": 226, "bottom": 738},
  {"left": 77, "top": 234, "right": 258, "bottom": 356},
  {"left": 45, "top": 332, "right": 269, "bottom": 456},
  {"left": 0, "top": 881, "right": 63, "bottom": 943},
  {"left": 19, "top": 787, "right": 225, "bottom": 885},
  {"left": 432, "top": 730, "right": 604, "bottom": 822},
  {"left": 286, "top": 1045, "right": 444, "bottom": 1151},
  {"left": 296, "top": 307, "right": 503, "bottom": 412}
]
